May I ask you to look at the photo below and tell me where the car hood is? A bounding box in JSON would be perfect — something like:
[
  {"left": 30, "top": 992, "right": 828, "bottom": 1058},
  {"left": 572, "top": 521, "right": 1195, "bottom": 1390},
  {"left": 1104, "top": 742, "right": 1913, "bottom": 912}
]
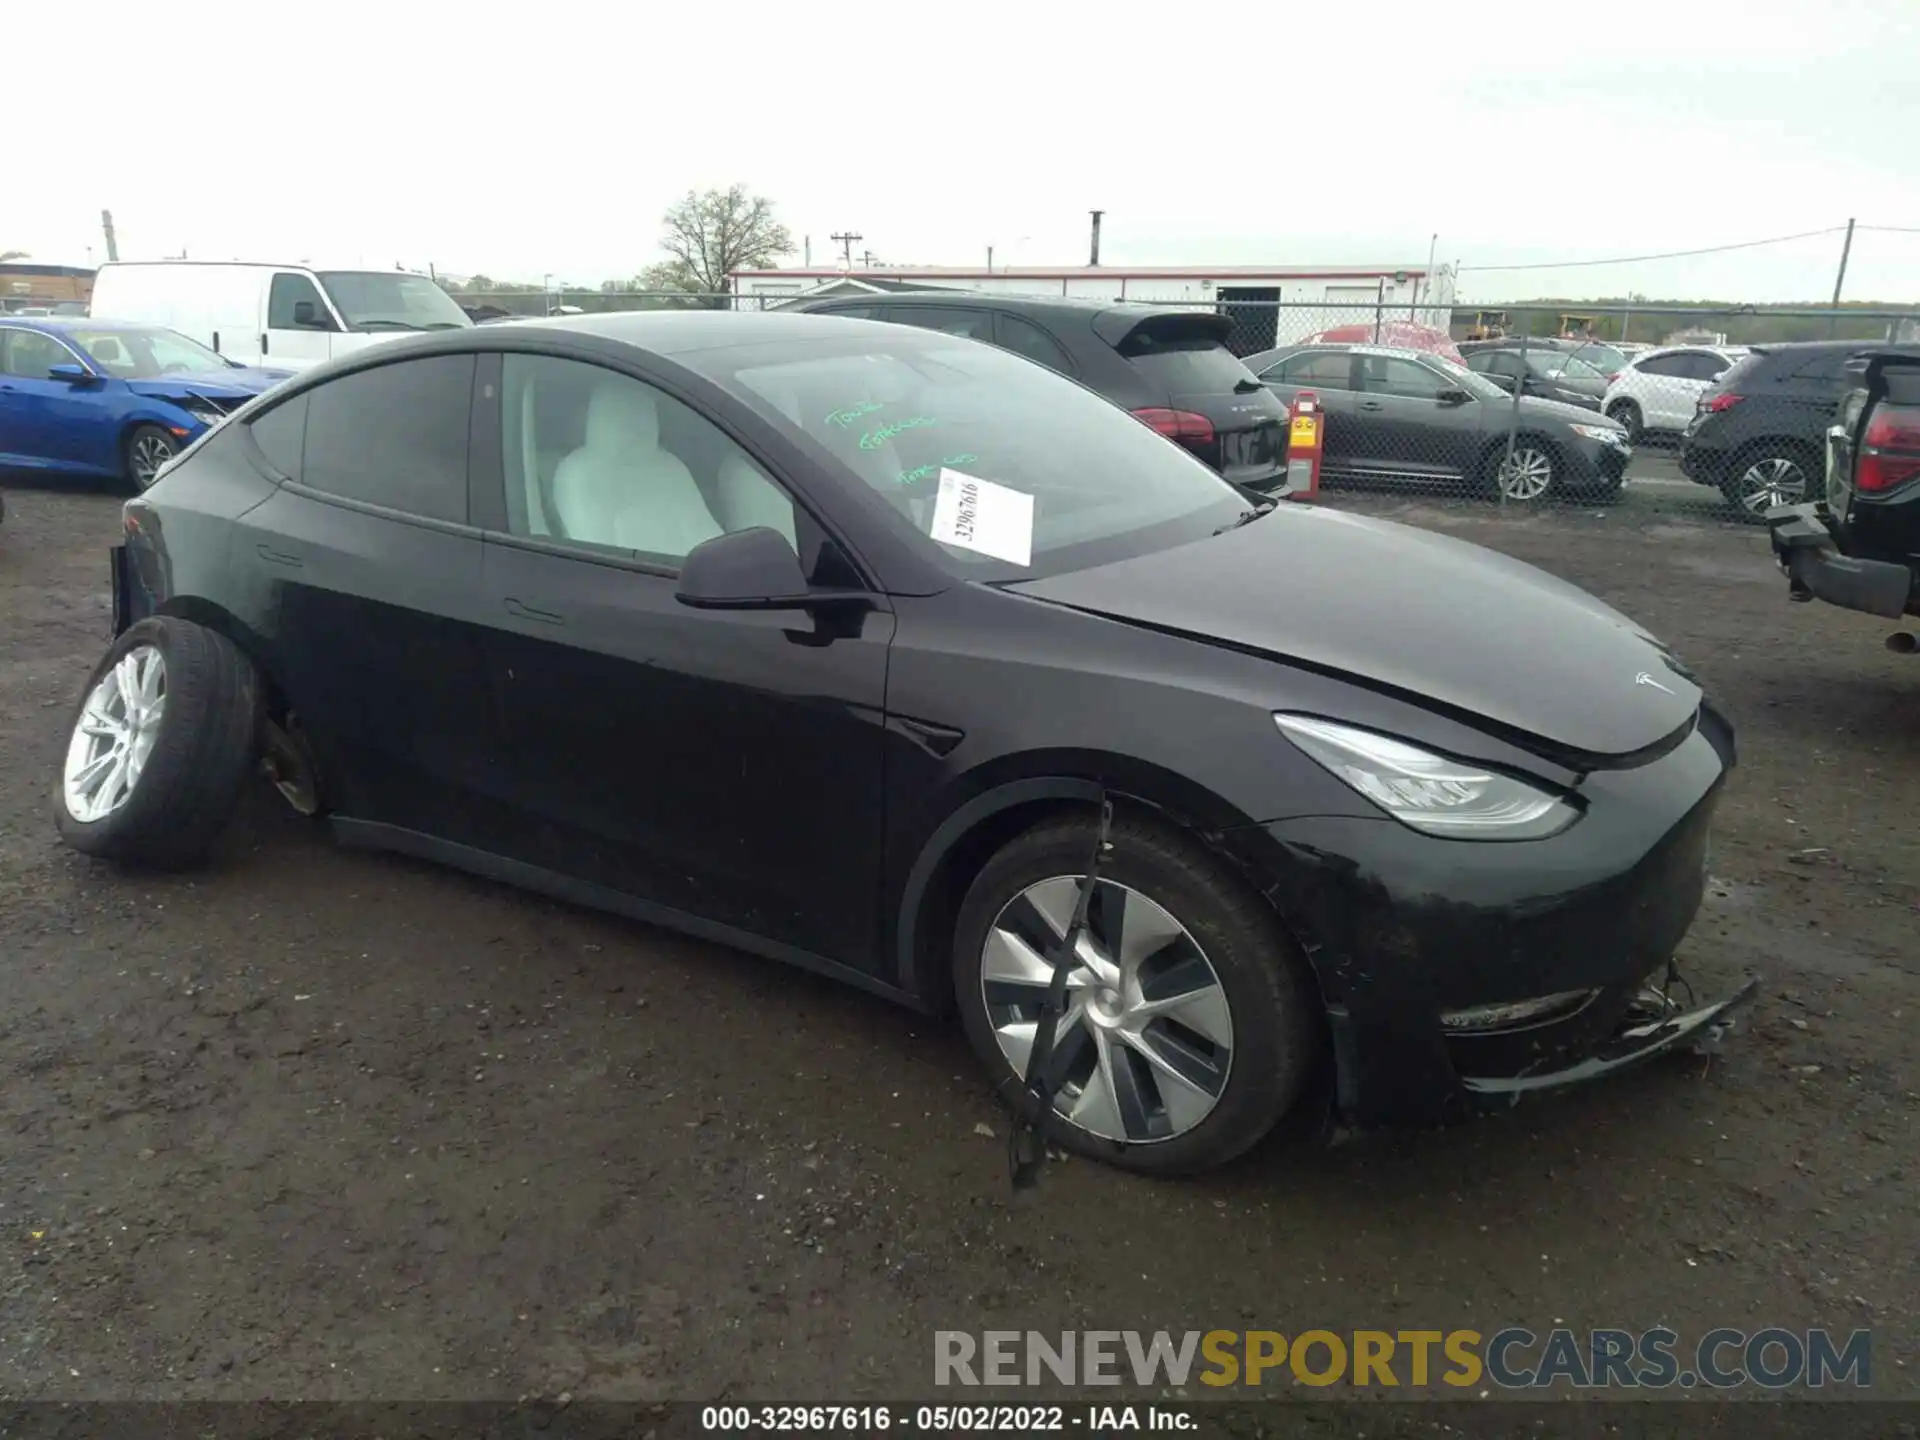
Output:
[
  {"left": 125, "top": 368, "right": 287, "bottom": 400},
  {"left": 1006, "top": 505, "right": 1698, "bottom": 761},
  {"left": 1514, "top": 393, "right": 1617, "bottom": 429}
]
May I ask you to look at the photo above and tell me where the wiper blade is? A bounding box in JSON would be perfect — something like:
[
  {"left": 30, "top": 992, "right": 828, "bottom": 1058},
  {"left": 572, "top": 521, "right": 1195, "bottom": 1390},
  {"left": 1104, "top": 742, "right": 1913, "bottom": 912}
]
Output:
[
  {"left": 354, "top": 319, "right": 422, "bottom": 331},
  {"left": 1233, "top": 377, "right": 1264, "bottom": 393},
  {"left": 1212, "top": 502, "right": 1275, "bottom": 535}
]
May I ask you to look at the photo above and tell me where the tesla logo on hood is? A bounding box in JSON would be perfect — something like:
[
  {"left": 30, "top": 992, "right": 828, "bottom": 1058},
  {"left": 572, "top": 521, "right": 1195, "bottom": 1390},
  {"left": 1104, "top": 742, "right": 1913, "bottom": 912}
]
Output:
[{"left": 1635, "top": 671, "right": 1675, "bottom": 694}]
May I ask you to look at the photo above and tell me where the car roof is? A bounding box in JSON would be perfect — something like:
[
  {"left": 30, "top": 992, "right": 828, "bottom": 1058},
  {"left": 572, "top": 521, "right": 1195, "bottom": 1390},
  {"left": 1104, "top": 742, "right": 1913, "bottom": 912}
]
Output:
[{"left": 380, "top": 308, "right": 939, "bottom": 357}]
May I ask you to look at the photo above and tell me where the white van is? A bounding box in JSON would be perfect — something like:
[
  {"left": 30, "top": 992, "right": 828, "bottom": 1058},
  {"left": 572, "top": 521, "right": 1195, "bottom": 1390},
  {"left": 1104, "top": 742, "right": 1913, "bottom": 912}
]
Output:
[{"left": 87, "top": 261, "right": 473, "bottom": 371}]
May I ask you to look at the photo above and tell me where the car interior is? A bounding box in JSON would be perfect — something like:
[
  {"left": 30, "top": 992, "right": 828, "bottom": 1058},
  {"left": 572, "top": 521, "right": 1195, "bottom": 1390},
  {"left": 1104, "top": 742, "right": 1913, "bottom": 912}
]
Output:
[{"left": 502, "top": 357, "right": 798, "bottom": 561}]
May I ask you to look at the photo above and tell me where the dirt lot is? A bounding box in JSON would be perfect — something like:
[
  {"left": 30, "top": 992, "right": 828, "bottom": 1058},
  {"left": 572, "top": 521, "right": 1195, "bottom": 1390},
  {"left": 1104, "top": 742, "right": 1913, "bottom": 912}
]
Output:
[{"left": 0, "top": 477, "right": 1914, "bottom": 1411}]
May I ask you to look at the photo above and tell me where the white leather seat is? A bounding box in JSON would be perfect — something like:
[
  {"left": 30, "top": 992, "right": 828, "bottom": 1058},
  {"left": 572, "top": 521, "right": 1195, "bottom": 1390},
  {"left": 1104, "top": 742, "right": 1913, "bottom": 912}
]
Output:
[
  {"left": 550, "top": 380, "right": 722, "bottom": 557},
  {"left": 713, "top": 454, "right": 797, "bottom": 548}
]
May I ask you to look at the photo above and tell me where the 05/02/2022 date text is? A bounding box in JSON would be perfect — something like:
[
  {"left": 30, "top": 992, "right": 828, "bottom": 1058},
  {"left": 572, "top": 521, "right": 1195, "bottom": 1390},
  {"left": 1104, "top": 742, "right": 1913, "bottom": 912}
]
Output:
[{"left": 700, "top": 1404, "right": 1199, "bottom": 1432}]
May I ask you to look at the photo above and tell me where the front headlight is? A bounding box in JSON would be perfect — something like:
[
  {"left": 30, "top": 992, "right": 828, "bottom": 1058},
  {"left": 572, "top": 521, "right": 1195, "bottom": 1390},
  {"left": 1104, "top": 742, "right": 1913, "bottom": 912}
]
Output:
[
  {"left": 1273, "top": 714, "right": 1578, "bottom": 839},
  {"left": 182, "top": 406, "right": 226, "bottom": 429},
  {"left": 1569, "top": 423, "right": 1624, "bottom": 445}
]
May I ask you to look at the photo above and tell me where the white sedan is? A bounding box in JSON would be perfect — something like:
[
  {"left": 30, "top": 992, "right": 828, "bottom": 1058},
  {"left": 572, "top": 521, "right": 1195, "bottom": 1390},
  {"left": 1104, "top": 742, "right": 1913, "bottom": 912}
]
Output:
[{"left": 1601, "top": 344, "right": 1746, "bottom": 442}]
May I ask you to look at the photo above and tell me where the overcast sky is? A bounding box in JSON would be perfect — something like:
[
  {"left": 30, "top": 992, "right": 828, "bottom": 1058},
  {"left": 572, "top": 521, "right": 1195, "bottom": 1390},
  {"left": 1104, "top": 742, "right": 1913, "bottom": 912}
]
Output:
[{"left": 13, "top": 0, "right": 1918, "bottom": 306}]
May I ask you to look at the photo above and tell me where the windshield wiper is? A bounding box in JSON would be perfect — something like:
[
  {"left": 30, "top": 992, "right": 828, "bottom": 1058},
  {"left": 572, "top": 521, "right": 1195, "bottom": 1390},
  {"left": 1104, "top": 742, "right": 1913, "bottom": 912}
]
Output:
[
  {"left": 1233, "top": 377, "right": 1264, "bottom": 393},
  {"left": 1212, "top": 501, "right": 1276, "bottom": 535},
  {"left": 353, "top": 319, "right": 423, "bottom": 331}
]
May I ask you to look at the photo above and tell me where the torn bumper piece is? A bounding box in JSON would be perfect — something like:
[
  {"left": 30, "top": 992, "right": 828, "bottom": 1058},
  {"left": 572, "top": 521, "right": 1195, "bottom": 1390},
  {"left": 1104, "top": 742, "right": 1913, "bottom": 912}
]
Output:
[{"left": 1460, "top": 974, "right": 1760, "bottom": 1105}]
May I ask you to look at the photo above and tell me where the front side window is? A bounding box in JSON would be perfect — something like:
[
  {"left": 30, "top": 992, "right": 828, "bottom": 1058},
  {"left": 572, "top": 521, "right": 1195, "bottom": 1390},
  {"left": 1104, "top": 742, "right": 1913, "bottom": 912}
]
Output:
[
  {"left": 268, "top": 274, "right": 336, "bottom": 331},
  {"left": 710, "top": 330, "right": 1247, "bottom": 578},
  {"left": 299, "top": 355, "right": 474, "bottom": 523},
  {"left": 318, "top": 272, "right": 471, "bottom": 333},
  {"left": 0, "top": 329, "right": 75, "bottom": 377},
  {"left": 71, "top": 327, "right": 228, "bottom": 379},
  {"left": 1361, "top": 355, "right": 1448, "bottom": 400},
  {"left": 500, "top": 354, "right": 798, "bottom": 565}
]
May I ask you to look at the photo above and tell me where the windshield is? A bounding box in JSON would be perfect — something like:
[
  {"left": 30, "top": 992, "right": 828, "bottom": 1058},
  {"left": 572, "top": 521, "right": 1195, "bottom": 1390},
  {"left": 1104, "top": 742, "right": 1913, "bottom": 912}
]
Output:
[
  {"left": 1564, "top": 343, "right": 1626, "bottom": 373},
  {"left": 71, "top": 326, "right": 229, "bottom": 379},
  {"left": 318, "top": 272, "right": 472, "bottom": 332},
  {"left": 714, "top": 333, "right": 1249, "bottom": 578},
  {"left": 1530, "top": 351, "right": 1607, "bottom": 381}
]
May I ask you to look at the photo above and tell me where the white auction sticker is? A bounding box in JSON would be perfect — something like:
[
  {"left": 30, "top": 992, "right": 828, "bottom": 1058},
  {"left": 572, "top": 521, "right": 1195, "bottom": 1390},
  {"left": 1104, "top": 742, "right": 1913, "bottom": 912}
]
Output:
[{"left": 929, "top": 468, "right": 1034, "bottom": 566}]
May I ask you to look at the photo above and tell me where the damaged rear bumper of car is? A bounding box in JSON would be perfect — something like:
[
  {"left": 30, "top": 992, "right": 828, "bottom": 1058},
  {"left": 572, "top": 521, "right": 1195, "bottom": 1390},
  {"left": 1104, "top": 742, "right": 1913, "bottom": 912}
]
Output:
[
  {"left": 1224, "top": 704, "right": 1755, "bottom": 1130},
  {"left": 1765, "top": 502, "right": 1917, "bottom": 618}
]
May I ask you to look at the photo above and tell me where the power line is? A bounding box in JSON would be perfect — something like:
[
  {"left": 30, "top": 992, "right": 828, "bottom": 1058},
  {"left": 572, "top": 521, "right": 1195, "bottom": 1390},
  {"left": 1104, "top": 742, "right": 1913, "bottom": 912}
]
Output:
[
  {"left": 1860, "top": 223, "right": 1920, "bottom": 234},
  {"left": 1459, "top": 225, "right": 1848, "bottom": 273}
]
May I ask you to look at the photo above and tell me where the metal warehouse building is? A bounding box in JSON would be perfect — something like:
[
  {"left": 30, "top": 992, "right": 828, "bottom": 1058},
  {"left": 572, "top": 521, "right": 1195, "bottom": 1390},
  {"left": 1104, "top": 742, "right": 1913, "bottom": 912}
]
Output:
[{"left": 729, "top": 263, "right": 1458, "bottom": 354}]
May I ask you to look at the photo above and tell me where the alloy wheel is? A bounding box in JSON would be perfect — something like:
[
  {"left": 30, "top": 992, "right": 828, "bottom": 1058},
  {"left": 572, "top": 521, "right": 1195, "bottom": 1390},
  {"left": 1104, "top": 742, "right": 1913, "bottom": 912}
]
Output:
[
  {"left": 1733, "top": 456, "right": 1809, "bottom": 514},
  {"left": 130, "top": 432, "right": 178, "bottom": 489},
  {"left": 62, "top": 646, "right": 167, "bottom": 823},
  {"left": 980, "top": 876, "right": 1234, "bottom": 1144},
  {"left": 1498, "top": 446, "right": 1554, "bottom": 501}
]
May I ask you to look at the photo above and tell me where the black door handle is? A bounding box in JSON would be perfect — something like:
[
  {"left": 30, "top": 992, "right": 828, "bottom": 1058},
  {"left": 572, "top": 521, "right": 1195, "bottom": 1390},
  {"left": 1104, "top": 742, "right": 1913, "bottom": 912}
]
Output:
[
  {"left": 256, "top": 543, "right": 303, "bottom": 568},
  {"left": 503, "top": 597, "right": 565, "bottom": 625},
  {"left": 1359, "top": 401, "right": 1384, "bottom": 411}
]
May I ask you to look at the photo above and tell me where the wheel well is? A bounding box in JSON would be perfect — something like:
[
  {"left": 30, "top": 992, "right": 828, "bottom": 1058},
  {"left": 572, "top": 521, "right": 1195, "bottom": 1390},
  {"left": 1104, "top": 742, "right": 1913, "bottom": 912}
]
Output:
[{"left": 156, "top": 597, "right": 290, "bottom": 720}]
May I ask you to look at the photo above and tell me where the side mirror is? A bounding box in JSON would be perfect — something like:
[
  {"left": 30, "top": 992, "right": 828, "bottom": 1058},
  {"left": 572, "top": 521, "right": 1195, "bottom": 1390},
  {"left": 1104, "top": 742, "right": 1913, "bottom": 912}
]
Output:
[
  {"left": 291, "top": 301, "right": 330, "bottom": 330},
  {"left": 47, "top": 363, "right": 95, "bottom": 384},
  {"left": 675, "top": 526, "right": 817, "bottom": 610},
  {"left": 1436, "top": 387, "right": 1471, "bottom": 406}
]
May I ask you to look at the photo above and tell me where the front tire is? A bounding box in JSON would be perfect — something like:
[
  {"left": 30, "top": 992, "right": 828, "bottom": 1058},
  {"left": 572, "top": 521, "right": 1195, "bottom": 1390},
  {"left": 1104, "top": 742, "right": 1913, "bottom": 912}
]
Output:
[
  {"left": 1482, "top": 436, "right": 1558, "bottom": 503},
  {"left": 1605, "top": 399, "right": 1643, "bottom": 443},
  {"left": 952, "top": 810, "right": 1321, "bottom": 1176},
  {"left": 55, "top": 616, "right": 262, "bottom": 869},
  {"left": 123, "top": 424, "right": 180, "bottom": 492}
]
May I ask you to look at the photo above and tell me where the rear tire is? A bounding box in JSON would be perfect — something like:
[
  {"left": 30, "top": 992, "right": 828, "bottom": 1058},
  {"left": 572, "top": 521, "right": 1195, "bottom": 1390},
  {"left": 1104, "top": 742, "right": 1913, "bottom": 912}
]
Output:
[
  {"left": 952, "top": 809, "right": 1321, "bottom": 1176},
  {"left": 55, "top": 616, "right": 262, "bottom": 870},
  {"left": 1719, "top": 441, "right": 1819, "bottom": 521},
  {"left": 123, "top": 424, "right": 180, "bottom": 493}
]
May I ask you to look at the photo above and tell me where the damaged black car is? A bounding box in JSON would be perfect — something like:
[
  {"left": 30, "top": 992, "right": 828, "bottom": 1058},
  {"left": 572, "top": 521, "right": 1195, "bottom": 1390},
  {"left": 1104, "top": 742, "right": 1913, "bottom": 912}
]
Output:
[{"left": 57, "top": 312, "right": 1755, "bottom": 1176}]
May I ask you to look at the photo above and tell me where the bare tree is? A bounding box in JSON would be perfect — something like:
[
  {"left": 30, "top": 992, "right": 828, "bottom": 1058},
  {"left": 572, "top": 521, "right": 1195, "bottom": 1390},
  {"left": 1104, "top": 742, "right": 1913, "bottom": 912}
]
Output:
[
  {"left": 641, "top": 186, "right": 793, "bottom": 299},
  {"left": 0, "top": 250, "right": 26, "bottom": 263}
]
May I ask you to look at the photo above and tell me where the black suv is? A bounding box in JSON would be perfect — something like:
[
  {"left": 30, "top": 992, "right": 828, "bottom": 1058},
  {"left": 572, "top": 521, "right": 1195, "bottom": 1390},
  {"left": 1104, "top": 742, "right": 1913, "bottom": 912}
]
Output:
[
  {"left": 1766, "top": 349, "right": 1920, "bottom": 639},
  {"left": 785, "top": 292, "right": 1290, "bottom": 492},
  {"left": 1680, "top": 340, "right": 1920, "bottom": 517}
]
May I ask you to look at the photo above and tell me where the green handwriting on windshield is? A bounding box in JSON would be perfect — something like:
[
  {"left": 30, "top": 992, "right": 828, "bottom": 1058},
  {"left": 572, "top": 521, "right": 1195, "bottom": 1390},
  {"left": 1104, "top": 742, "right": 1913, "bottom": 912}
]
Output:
[
  {"left": 897, "top": 454, "right": 980, "bottom": 485},
  {"left": 859, "top": 416, "right": 937, "bottom": 451},
  {"left": 824, "top": 400, "right": 884, "bottom": 428}
]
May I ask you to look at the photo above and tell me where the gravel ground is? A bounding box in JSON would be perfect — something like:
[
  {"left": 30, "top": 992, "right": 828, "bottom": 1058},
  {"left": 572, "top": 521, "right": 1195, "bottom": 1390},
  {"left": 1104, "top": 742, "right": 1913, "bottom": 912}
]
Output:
[{"left": 0, "top": 475, "right": 1914, "bottom": 1410}]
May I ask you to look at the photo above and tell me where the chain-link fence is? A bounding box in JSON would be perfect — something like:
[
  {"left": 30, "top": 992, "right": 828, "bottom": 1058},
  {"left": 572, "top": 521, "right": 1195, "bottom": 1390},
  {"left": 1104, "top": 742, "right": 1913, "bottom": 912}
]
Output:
[{"left": 449, "top": 290, "right": 1920, "bottom": 522}]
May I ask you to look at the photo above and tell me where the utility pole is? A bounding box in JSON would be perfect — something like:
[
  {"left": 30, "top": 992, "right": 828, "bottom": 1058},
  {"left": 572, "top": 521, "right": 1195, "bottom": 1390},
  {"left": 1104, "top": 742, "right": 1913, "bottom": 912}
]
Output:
[
  {"left": 859, "top": 250, "right": 879, "bottom": 268},
  {"left": 100, "top": 209, "right": 119, "bottom": 262},
  {"left": 1088, "top": 210, "right": 1104, "bottom": 267},
  {"left": 830, "top": 231, "right": 862, "bottom": 268},
  {"left": 1829, "top": 217, "right": 1856, "bottom": 336}
]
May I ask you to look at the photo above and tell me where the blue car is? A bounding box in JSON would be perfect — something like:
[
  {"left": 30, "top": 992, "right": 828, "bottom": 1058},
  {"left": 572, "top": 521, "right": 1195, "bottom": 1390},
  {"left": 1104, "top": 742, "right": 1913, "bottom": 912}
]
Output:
[{"left": 0, "top": 318, "right": 291, "bottom": 492}]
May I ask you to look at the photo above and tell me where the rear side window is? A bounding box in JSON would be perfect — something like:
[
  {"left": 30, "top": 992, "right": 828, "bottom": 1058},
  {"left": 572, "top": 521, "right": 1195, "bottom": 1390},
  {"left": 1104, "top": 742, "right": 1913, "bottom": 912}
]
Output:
[
  {"left": 1271, "top": 351, "right": 1355, "bottom": 390},
  {"left": 890, "top": 306, "right": 994, "bottom": 340},
  {"left": 247, "top": 394, "right": 308, "bottom": 478},
  {"left": 299, "top": 355, "right": 475, "bottom": 523},
  {"left": 994, "top": 314, "right": 1075, "bottom": 375},
  {"left": 1636, "top": 353, "right": 1693, "bottom": 379},
  {"left": 1119, "top": 336, "right": 1255, "bottom": 392},
  {"left": 1789, "top": 351, "right": 1850, "bottom": 383}
]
